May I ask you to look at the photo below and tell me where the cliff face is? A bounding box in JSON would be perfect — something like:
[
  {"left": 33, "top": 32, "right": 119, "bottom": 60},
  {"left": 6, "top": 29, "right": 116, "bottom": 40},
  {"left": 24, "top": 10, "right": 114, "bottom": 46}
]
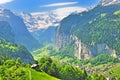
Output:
[
  {"left": 55, "top": 30, "right": 92, "bottom": 59},
  {"left": 73, "top": 36, "right": 92, "bottom": 59},
  {"left": 55, "top": 31, "right": 115, "bottom": 60},
  {"left": 55, "top": 32, "right": 72, "bottom": 49},
  {"left": 55, "top": 3, "right": 120, "bottom": 59},
  {"left": 55, "top": 9, "right": 120, "bottom": 59},
  {"left": 91, "top": 44, "right": 116, "bottom": 56}
]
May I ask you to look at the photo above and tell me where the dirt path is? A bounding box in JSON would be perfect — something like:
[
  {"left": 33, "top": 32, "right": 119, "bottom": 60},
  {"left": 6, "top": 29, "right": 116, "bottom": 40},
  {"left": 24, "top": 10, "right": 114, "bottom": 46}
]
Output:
[{"left": 28, "top": 70, "right": 32, "bottom": 80}]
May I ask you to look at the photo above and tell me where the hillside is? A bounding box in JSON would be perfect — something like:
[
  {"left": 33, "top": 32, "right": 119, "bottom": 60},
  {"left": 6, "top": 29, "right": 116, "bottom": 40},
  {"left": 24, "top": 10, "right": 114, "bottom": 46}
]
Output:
[
  {"left": 55, "top": 4, "right": 120, "bottom": 60},
  {"left": 0, "top": 21, "right": 14, "bottom": 42},
  {"left": 0, "top": 7, "right": 40, "bottom": 51},
  {"left": 31, "top": 27, "right": 56, "bottom": 45},
  {"left": 1, "top": 0, "right": 120, "bottom": 79},
  {"left": 105, "top": 63, "right": 120, "bottom": 78},
  {"left": 0, "top": 68, "right": 59, "bottom": 80},
  {"left": 74, "top": 5, "right": 120, "bottom": 55},
  {"left": 30, "top": 69, "right": 59, "bottom": 80},
  {"left": 32, "top": 44, "right": 78, "bottom": 64},
  {"left": 0, "top": 59, "right": 59, "bottom": 80},
  {"left": 0, "top": 39, "right": 34, "bottom": 64}
]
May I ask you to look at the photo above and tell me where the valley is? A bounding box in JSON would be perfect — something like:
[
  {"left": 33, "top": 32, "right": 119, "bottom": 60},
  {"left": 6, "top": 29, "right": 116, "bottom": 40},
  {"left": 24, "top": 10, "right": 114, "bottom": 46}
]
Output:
[{"left": 0, "top": 0, "right": 120, "bottom": 80}]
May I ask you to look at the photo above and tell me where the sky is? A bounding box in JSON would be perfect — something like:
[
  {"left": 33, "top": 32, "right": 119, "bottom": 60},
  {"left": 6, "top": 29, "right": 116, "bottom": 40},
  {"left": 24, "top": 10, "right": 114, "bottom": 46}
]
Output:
[{"left": 0, "top": 0, "right": 101, "bottom": 14}]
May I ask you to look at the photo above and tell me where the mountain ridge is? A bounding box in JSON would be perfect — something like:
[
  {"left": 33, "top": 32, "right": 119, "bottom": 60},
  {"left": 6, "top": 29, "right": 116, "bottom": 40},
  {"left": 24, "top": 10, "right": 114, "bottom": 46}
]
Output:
[
  {"left": 0, "top": 21, "right": 15, "bottom": 43},
  {"left": 55, "top": 3, "right": 120, "bottom": 59},
  {"left": 0, "top": 7, "right": 40, "bottom": 51},
  {"left": 20, "top": 7, "right": 86, "bottom": 32},
  {"left": 100, "top": 0, "right": 120, "bottom": 6}
]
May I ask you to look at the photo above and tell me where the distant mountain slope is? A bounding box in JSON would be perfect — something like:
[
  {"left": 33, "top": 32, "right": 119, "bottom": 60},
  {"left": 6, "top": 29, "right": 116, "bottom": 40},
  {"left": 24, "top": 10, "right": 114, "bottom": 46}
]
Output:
[
  {"left": 0, "top": 7, "right": 40, "bottom": 51},
  {"left": 100, "top": 0, "right": 120, "bottom": 6},
  {"left": 20, "top": 12, "right": 59, "bottom": 32},
  {"left": 20, "top": 13, "right": 57, "bottom": 45},
  {"left": 0, "top": 39, "right": 34, "bottom": 64},
  {"left": 56, "top": 3, "right": 120, "bottom": 59},
  {"left": 74, "top": 4, "right": 120, "bottom": 55},
  {"left": 0, "top": 21, "right": 15, "bottom": 42},
  {"left": 20, "top": 7, "right": 86, "bottom": 32},
  {"left": 31, "top": 27, "right": 56, "bottom": 45},
  {"left": 20, "top": 9, "right": 86, "bottom": 45}
]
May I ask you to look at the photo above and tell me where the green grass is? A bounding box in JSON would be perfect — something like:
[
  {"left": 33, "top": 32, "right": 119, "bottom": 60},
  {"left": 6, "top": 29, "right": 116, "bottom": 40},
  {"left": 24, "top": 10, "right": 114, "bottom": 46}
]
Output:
[
  {"left": 0, "top": 66, "right": 59, "bottom": 80},
  {"left": 105, "top": 63, "right": 120, "bottom": 77},
  {"left": 101, "top": 13, "right": 107, "bottom": 18},
  {"left": 114, "top": 10, "right": 120, "bottom": 15},
  {"left": 33, "top": 49, "right": 50, "bottom": 60},
  {"left": 32, "top": 44, "right": 58, "bottom": 60},
  {"left": 29, "top": 69, "right": 59, "bottom": 80},
  {"left": 92, "top": 63, "right": 120, "bottom": 78}
]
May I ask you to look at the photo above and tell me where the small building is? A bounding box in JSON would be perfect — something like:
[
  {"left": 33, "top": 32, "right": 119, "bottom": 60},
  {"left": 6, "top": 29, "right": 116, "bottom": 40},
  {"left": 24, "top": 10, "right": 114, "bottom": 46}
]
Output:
[{"left": 31, "top": 61, "right": 40, "bottom": 71}]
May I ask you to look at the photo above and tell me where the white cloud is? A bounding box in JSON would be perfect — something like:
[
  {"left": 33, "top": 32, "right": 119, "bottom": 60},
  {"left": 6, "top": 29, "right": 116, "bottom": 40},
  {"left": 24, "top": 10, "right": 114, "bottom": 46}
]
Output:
[
  {"left": 0, "top": 0, "right": 13, "bottom": 4},
  {"left": 53, "top": 7, "right": 86, "bottom": 20},
  {"left": 32, "top": 6, "right": 86, "bottom": 20},
  {"left": 32, "top": 6, "right": 86, "bottom": 17},
  {"left": 41, "top": 2, "right": 78, "bottom": 7}
]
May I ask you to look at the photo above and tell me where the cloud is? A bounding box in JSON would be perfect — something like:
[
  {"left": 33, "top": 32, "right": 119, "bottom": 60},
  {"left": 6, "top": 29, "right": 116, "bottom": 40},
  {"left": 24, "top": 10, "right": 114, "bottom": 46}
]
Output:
[
  {"left": 31, "top": 6, "right": 86, "bottom": 20},
  {"left": 53, "top": 7, "right": 86, "bottom": 20},
  {"left": 30, "top": 6, "right": 86, "bottom": 30},
  {"left": 0, "top": 0, "right": 13, "bottom": 4},
  {"left": 41, "top": 2, "right": 78, "bottom": 7}
]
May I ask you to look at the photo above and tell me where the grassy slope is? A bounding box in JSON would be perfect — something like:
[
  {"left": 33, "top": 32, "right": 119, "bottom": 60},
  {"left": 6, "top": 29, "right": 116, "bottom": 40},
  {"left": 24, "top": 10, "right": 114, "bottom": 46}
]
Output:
[
  {"left": 105, "top": 63, "right": 120, "bottom": 77},
  {"left": 30, "top": 69, "right": 59, "bottom": 80},
  {"left": 91, "top": 63, "right": 120, "bottom": 77},
  {"left": 0, "top": 66, "right": 59, "bottom": 80},
  {"left": 32, "top": 44, "right": 56, "bottom": 60}
]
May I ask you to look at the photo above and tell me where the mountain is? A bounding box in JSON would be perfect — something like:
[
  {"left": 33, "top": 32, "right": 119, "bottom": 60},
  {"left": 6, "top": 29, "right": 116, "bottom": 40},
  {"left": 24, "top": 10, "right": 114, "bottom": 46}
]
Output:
[
  {"left": 0, "top": 39, "right": 34, "bottom": 64},
  {"left": 100, "top": 0, "right": 120, "bottom": 6},
  {"left": 0, "top": 20, "right": 34, "bottom": 63},
  {"left": 0, "top": 7, "right": 40, "bottom": 51},
  {"left": 20, "top": 13, "right": 57, "bottom": 45},
  {"left": 31, "top": 27, "right": 56, "bottom": 45},
  {"left": 20, "top": 12, "right": 59, "bottom": 45},
  {"left": 20, "top": 12, "right": 59, "bottom": 32},
  {"left": 55, "top": 2, "right": 120, "bottom": 59},
  {"left": 20, "top": 7, "right": 86, "bottom": 32},
  {"left": 0, "top": 21, "right": 15, "bottom": 42},
  {"left": 20, "top": 8, "right": 86, "bottom": 45}
]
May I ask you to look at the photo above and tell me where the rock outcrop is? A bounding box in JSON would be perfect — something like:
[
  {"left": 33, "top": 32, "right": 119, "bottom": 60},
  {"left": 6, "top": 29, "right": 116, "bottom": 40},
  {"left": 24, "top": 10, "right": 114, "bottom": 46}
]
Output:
[
  {"left": 73, "top": 35, "right": 92, "bottom": 59},
  {"left": 55, "top": 29, "right": 116, "bottom": 60},
  {"left": 55, "top": 31, "right": 92, "bottom": 60},
  {"left": 55, "top": 1, "right": 120, "bottom": 59}
]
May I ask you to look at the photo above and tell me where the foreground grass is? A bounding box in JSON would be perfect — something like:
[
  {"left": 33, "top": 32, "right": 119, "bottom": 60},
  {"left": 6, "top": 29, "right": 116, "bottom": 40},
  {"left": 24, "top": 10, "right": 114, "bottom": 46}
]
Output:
[
  {"left": 30, "top": 69, "right": 59, "bottom": 80},
  {"left": 0, "top": 65, "right": 59, "bottom": 80}
]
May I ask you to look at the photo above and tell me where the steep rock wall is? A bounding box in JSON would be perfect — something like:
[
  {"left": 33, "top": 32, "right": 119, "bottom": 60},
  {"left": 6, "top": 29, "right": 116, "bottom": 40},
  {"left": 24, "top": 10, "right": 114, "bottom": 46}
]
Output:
[
  {"left": 55, "top": 30, "right": 116, "bottom": 60},
  {"left": 55, "top": 30, "right": 92, "bottom": 59}
]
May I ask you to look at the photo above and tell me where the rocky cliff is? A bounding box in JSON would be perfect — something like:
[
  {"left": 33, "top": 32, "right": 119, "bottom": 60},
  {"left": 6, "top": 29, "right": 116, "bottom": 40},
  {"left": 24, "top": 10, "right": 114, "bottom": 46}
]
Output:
[
  {"left": 55, "top": 2, "right": 120, "bottom": 59},
  {"left": 55, "top": 29, "right": 92, "bottom": 59}
]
